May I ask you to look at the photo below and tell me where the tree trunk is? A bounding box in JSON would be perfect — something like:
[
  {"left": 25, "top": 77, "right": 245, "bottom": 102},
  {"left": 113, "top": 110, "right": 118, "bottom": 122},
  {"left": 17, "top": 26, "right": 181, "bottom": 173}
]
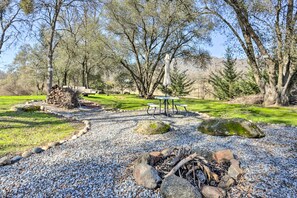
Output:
[
  {"left": 85, "top": 66, "right": 90, "bottom": 89},
  {"left": 62, "top": 70, "right": 68, "bottom": 86},
  {"left": 82, "top": 62, "right": 86, "bottom": 87},
  {"left": 47, "top": 53, "right": 53, "bottom": 94},
  {"left": 263, "top": 84, "right": 278, "bottom": 106}
]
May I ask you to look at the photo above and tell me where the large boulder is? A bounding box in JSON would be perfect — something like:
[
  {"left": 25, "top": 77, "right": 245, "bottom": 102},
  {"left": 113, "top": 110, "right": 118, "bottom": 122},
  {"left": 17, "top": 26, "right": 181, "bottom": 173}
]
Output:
[
  {"left": 134, "top": 120, "right": 170, "bottom": 135},
  {"left": 13, "top": 104, "right": 41, "bottom": 112},
  {"left": 133, "top": 163, "right": 161, "bottom": 189},
  {"left": 198, "top": 118, "right": 265, "bottom": 138},
  {"left": 160, "top": 175, "right": 202, "bottom": 198}
]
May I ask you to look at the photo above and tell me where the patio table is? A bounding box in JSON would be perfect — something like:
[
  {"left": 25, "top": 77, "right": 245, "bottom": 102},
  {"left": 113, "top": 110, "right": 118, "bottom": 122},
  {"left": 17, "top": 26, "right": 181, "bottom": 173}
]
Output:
[{"left": 154, "top": 96, "right": 179, "bottom": 116}]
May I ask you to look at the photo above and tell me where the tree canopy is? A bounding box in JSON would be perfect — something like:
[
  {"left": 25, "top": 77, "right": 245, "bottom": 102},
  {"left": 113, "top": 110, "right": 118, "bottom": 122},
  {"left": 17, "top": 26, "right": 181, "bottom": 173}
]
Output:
[
  {"left": 103, "top": 0, "right": 212, "bottom": 98},
  {"left": 0, "top": 0, "right": 296, "bottom": 106},
  {"left": 201, "top": 0, "right": 297, "bottom": 105}
]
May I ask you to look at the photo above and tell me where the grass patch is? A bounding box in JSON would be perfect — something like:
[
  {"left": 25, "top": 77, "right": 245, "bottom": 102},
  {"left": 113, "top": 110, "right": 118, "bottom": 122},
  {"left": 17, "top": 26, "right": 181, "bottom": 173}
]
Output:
[
  {"left": 85, "top": 94, "right": 297, "bottom": 126},
  {"left": 0, "top": 95, "right": 83, "bottom": 157},
  {"left": 86, "top": 94, "right": 158, "bottom": 110}
]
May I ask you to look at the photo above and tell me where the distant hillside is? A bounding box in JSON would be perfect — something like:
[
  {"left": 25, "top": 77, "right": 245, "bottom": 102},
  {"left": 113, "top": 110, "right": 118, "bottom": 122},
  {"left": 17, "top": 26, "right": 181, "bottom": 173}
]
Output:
[
  {"left": 103, "top": 56, "right": 250, "bottom": 98},
  {"left": 176, "top": 57, "right": 249, "bottom": 81},
  {"left": 174, "top": 57, "right": 250, "bottom": 99}
]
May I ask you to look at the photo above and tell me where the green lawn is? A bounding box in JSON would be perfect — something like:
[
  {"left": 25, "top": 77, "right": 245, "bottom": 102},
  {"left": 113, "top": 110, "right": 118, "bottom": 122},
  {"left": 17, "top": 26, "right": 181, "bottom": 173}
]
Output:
[
  {"left": 1, "top": 94, "right": 296, "bottom": 157},
  {"left": 85, "top": 94, "right": 297, "bottom": 126},
  {"left": 0, "top": 95, "right": 83, "bottom": 157}
]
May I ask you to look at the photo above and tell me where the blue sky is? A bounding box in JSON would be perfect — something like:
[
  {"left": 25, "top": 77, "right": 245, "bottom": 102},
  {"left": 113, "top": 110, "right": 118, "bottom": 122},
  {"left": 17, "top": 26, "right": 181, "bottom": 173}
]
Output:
[{"left": 0, "top": 33, "right": 228, "bottom": 71}]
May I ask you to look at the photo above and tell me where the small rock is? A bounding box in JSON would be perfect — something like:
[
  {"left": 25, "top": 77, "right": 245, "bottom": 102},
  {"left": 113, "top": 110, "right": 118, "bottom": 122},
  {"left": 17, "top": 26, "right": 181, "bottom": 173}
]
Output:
[
  {"left": 213, "top": 149, "right": 234, "bottom": 163},
  {"left": 72, "top": 135, "right": 78, "bottom": 140},
  {"left": 161, "top": 148, "right": 172, "bottom": 157},
  {"left": 218, "top": 175, "right": 235, "bottom": 190},
  {"left": 42, "top": 145, "right": 50, "bottom": 150},
  {"left": 0, "top": 156, "right": 11, "bottom": 166},
  {"left": 78, "top": 131, "right": 84, "bottom": 136},
  {"left": 22, "top": 151, "right": 33, "bottom": 158},
  {"left": 196, "top": 170, "right": 206, "bottom": 184},
  {"left": 40, "top": 106, "right": 45, "bottom": 111},
  {"left": 133, "top": 163, "right": 161, "bottom": 189},
  {"left": 201, "top": 185, "right": 226, "bottom": 198},
  {"left": 149, "top": 151, "right": 163, "bottom": 165},
  {"left": 228, "top": 159, "right": 243, "bottom": 180},
  {"left": 59, "top": 140, "right": 67, "bottom": 144},
  {"left": 48, "top": 142, "right": 60, "bottom": 147},
  {"left": 79, "top": 129, "right": 87, "bottom": 134},
  {"left": 11, "top": 156, "right": 23, "bottom": 163},
  {"left": 32, "top": 147, "right": 44, "bottom": 154},
  {"left": 192, "top": 147, "right": 213, "bottom": 161},
  {"left": 160, "top": 175, "right": 202, "bottom": 198},
  {"left": 133, "top": 153, "right": 150, "bottom": 166}
]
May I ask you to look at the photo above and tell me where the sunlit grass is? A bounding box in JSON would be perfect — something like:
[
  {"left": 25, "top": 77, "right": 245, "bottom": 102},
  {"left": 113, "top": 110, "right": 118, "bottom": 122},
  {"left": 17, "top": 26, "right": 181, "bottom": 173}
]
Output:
[
  {"left": 85, "top": 94, "right": 297, "bottom": 126},
  {"left": 0, "top": 95, "right": 83, "bottom": 157}
]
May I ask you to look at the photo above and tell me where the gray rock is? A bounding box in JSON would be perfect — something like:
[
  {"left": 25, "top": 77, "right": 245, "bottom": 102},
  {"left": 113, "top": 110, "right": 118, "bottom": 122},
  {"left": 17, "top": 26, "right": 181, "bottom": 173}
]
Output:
[
  {"left": 198, "top": 118, "right": 265, "bottom": 138},
  {"left": 201, "top": 185, "right": 226, "bottom": 198},
  {"left": 48, "top": 142, "right": 60, "bottom": 148},
  {"left": 78, "top": 129, "right": 87, "bottom": 135},
  {"left": 161, "top": 148, "right": 172, "bottom": 157},
  {"left": 196, "top": 170, "right": 206, "bottom": 184},
  {"left": 0, "top": 156, "right": 11, "bottom": 166},
  {"left": 22, "top": 151, "right": 33, "bottom": 158},
  {"left": 192, "top": 146, "right": 213, "bottom": 161},
  {"left": 77, "top": 131, "right": 83, "bottom": 136},
  {"left": 16, "top": 105, "right": 41, "bottom": 112},
  {"left": 228, "top": 159, "right": 243, "bottom": 181},
  {"left": 133, "top": 163, "right": 161, "bottom": 189},
  {"left": 218, "top": 175, "right": 235, "bottom": 190},
  {"left": 59, "top": 139, "right": 67, "bottom": 144},
  {"left": 160, "top": 175, "right": 202, "bottom": 198},
  {"left": 212, "top": 149, "right": 234, "bottom": 163},
  {"left": 42, "top": 145, "right": 50, "bottom": 150},
  {"left": 71, "top": 135, "right": 78, "bottom": 140},
  {"left": 11, "top": 156, "right": 23, "bottom": 163},
  {"left": 40, "top": 106, "right": 45, "bottom": 111},
  {"left": 133, "top": 153, "right": 151, "bottom": 166},
  {"left": 32, "top": 147, "right": 44, "bottom": 154}
]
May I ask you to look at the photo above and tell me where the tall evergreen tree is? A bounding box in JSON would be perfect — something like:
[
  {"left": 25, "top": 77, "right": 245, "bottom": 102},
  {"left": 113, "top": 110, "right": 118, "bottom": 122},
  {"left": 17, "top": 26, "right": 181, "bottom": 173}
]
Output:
[
  {"left": 170, "top": 66, "right": 195, "bottom": 97},
  {"left": 209, "top": 48, "right": 241, "bottom": 100}
]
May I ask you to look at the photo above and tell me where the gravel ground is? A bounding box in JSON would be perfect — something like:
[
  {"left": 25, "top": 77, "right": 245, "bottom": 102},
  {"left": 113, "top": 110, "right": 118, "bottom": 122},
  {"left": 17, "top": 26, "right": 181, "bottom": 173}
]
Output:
[{"left": 0, "top": 107, "right": 296, "bottom": 198}]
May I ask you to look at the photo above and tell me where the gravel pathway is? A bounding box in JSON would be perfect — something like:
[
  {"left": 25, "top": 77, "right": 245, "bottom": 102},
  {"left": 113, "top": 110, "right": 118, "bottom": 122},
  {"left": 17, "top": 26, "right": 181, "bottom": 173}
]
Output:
[{"left": 0, "top": 108, "right": 296, "bottom": 198}]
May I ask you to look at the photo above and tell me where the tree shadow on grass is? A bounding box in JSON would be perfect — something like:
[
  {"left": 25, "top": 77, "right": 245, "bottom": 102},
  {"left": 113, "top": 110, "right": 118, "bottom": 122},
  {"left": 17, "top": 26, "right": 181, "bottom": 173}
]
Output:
[{"left": 0, "top": 111, "right": 71, "bottom": 130}]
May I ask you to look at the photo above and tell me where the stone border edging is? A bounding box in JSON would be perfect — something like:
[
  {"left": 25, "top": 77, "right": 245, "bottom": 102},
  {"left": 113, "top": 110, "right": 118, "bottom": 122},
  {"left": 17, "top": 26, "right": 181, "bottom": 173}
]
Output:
[{"left": 0, "top": 103, "right": 91, "bottom": 167}]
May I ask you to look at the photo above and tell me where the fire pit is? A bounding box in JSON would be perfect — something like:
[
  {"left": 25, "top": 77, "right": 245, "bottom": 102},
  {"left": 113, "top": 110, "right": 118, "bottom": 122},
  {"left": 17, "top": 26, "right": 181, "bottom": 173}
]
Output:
[{"left": 131, "top": 147, "right": 243, "bottom": 198}]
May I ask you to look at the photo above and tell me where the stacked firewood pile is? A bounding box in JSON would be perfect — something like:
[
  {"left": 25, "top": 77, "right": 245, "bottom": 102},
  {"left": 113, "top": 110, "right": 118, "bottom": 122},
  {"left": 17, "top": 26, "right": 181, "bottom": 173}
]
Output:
[{"left": 47, "top": 85, "right": 79, "bottom": 109}]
